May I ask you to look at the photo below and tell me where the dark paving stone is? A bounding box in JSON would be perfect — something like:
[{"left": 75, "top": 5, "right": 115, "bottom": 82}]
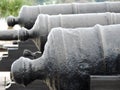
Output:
[
  {"left": 6, "top": 80, "right": 49, "bottom": 90},
  {"left": 0, "top": 40, "right": 39, "bottom": 71},
  {"left": 90, "top": 75, "right": 120, "bottom": 90}
]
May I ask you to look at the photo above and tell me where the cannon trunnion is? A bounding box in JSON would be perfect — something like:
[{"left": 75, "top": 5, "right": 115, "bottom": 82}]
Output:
[
  {"left": 11, "top": 24, "right": 120, "bottom": 90},
  {"left": 7, "top": 2, "right": 120, "bottom": 29}
]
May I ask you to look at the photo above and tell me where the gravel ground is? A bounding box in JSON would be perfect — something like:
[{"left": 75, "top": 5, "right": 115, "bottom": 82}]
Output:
[
  {"left": 0, "top": 19, "right": 20, "bottom": 90},
  {"left": 0, "top": 72, "right": 10, "bottom": 90}
]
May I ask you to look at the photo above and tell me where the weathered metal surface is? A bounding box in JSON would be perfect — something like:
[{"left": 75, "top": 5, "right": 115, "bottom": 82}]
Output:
[
  {"left": 11, "top": 24, "right": 120, "bottom": 90},
  {"left": 7, "top": 2, "right": 120, "bottom": 29},
  {"left": 1, "top": 13, "right": 120, "bottom": 51}
]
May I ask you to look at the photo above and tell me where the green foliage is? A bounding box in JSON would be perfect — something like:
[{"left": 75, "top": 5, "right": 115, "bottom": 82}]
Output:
[
  {"left": 36, "top": 0, "right": 59, "bottom": 4},
  {"left": 0, "top": 0, "right": 35, "bottom": 17},
  {"left": 0, "top": 0, "right": 110, "bottom": 17}
]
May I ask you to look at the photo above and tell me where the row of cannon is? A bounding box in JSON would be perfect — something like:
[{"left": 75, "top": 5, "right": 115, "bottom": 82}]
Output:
[{"left": 1, "top": 1, "right": 120, "bottom": 90}]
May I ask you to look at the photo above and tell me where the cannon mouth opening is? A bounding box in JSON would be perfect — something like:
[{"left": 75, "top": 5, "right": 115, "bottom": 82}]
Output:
[{"left": 11, "top": 57, "right": 33, "bottom": 86}]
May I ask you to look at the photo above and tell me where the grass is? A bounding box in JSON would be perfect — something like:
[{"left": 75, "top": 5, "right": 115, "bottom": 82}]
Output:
[{"left": 0, "top": 0, "right": 35, "bottom": 17}]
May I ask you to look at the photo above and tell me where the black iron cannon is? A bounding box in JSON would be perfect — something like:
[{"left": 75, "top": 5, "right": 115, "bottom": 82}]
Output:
[
  {"left": 7, "top": 2, "right": 120, "bottom": 29},
  {"left": 11, "top": 24, "right": 120, "bottom": 90},
  {"left": 2, "top": 12, "right": 120, "bottom": 52}
]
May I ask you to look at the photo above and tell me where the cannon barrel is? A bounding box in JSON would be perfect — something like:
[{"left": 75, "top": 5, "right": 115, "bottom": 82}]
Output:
[
  {"left": 26, "top": 12, "right": 120, "bottom": 51},
  {"left": 0, "top": 29, "right": 30, "bottom": 41},
  {"left": 7, "top": 2, "right": 120, "bottom": 29},
  {"left": 11, "top": 24, "right": 120, "bottom": 90},
  {"left": 2, "top": 13, "right": 120, "bottom": 51}
]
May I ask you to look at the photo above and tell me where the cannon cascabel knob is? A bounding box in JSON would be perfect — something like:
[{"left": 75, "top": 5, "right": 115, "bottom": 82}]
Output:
[{"left": 7, "top": 16, "right": 19, "bottom": 27}]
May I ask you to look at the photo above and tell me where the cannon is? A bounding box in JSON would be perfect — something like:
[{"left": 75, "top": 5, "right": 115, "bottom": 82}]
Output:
[
  {"left": 7, "top": 2, "right": 120, "bottom": 29},
  {"left": 11, "top": 24, "right": 120, "bottom": 90},
  {"left": 2, "top": 12, "right": 120, "bottom": 51}
]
